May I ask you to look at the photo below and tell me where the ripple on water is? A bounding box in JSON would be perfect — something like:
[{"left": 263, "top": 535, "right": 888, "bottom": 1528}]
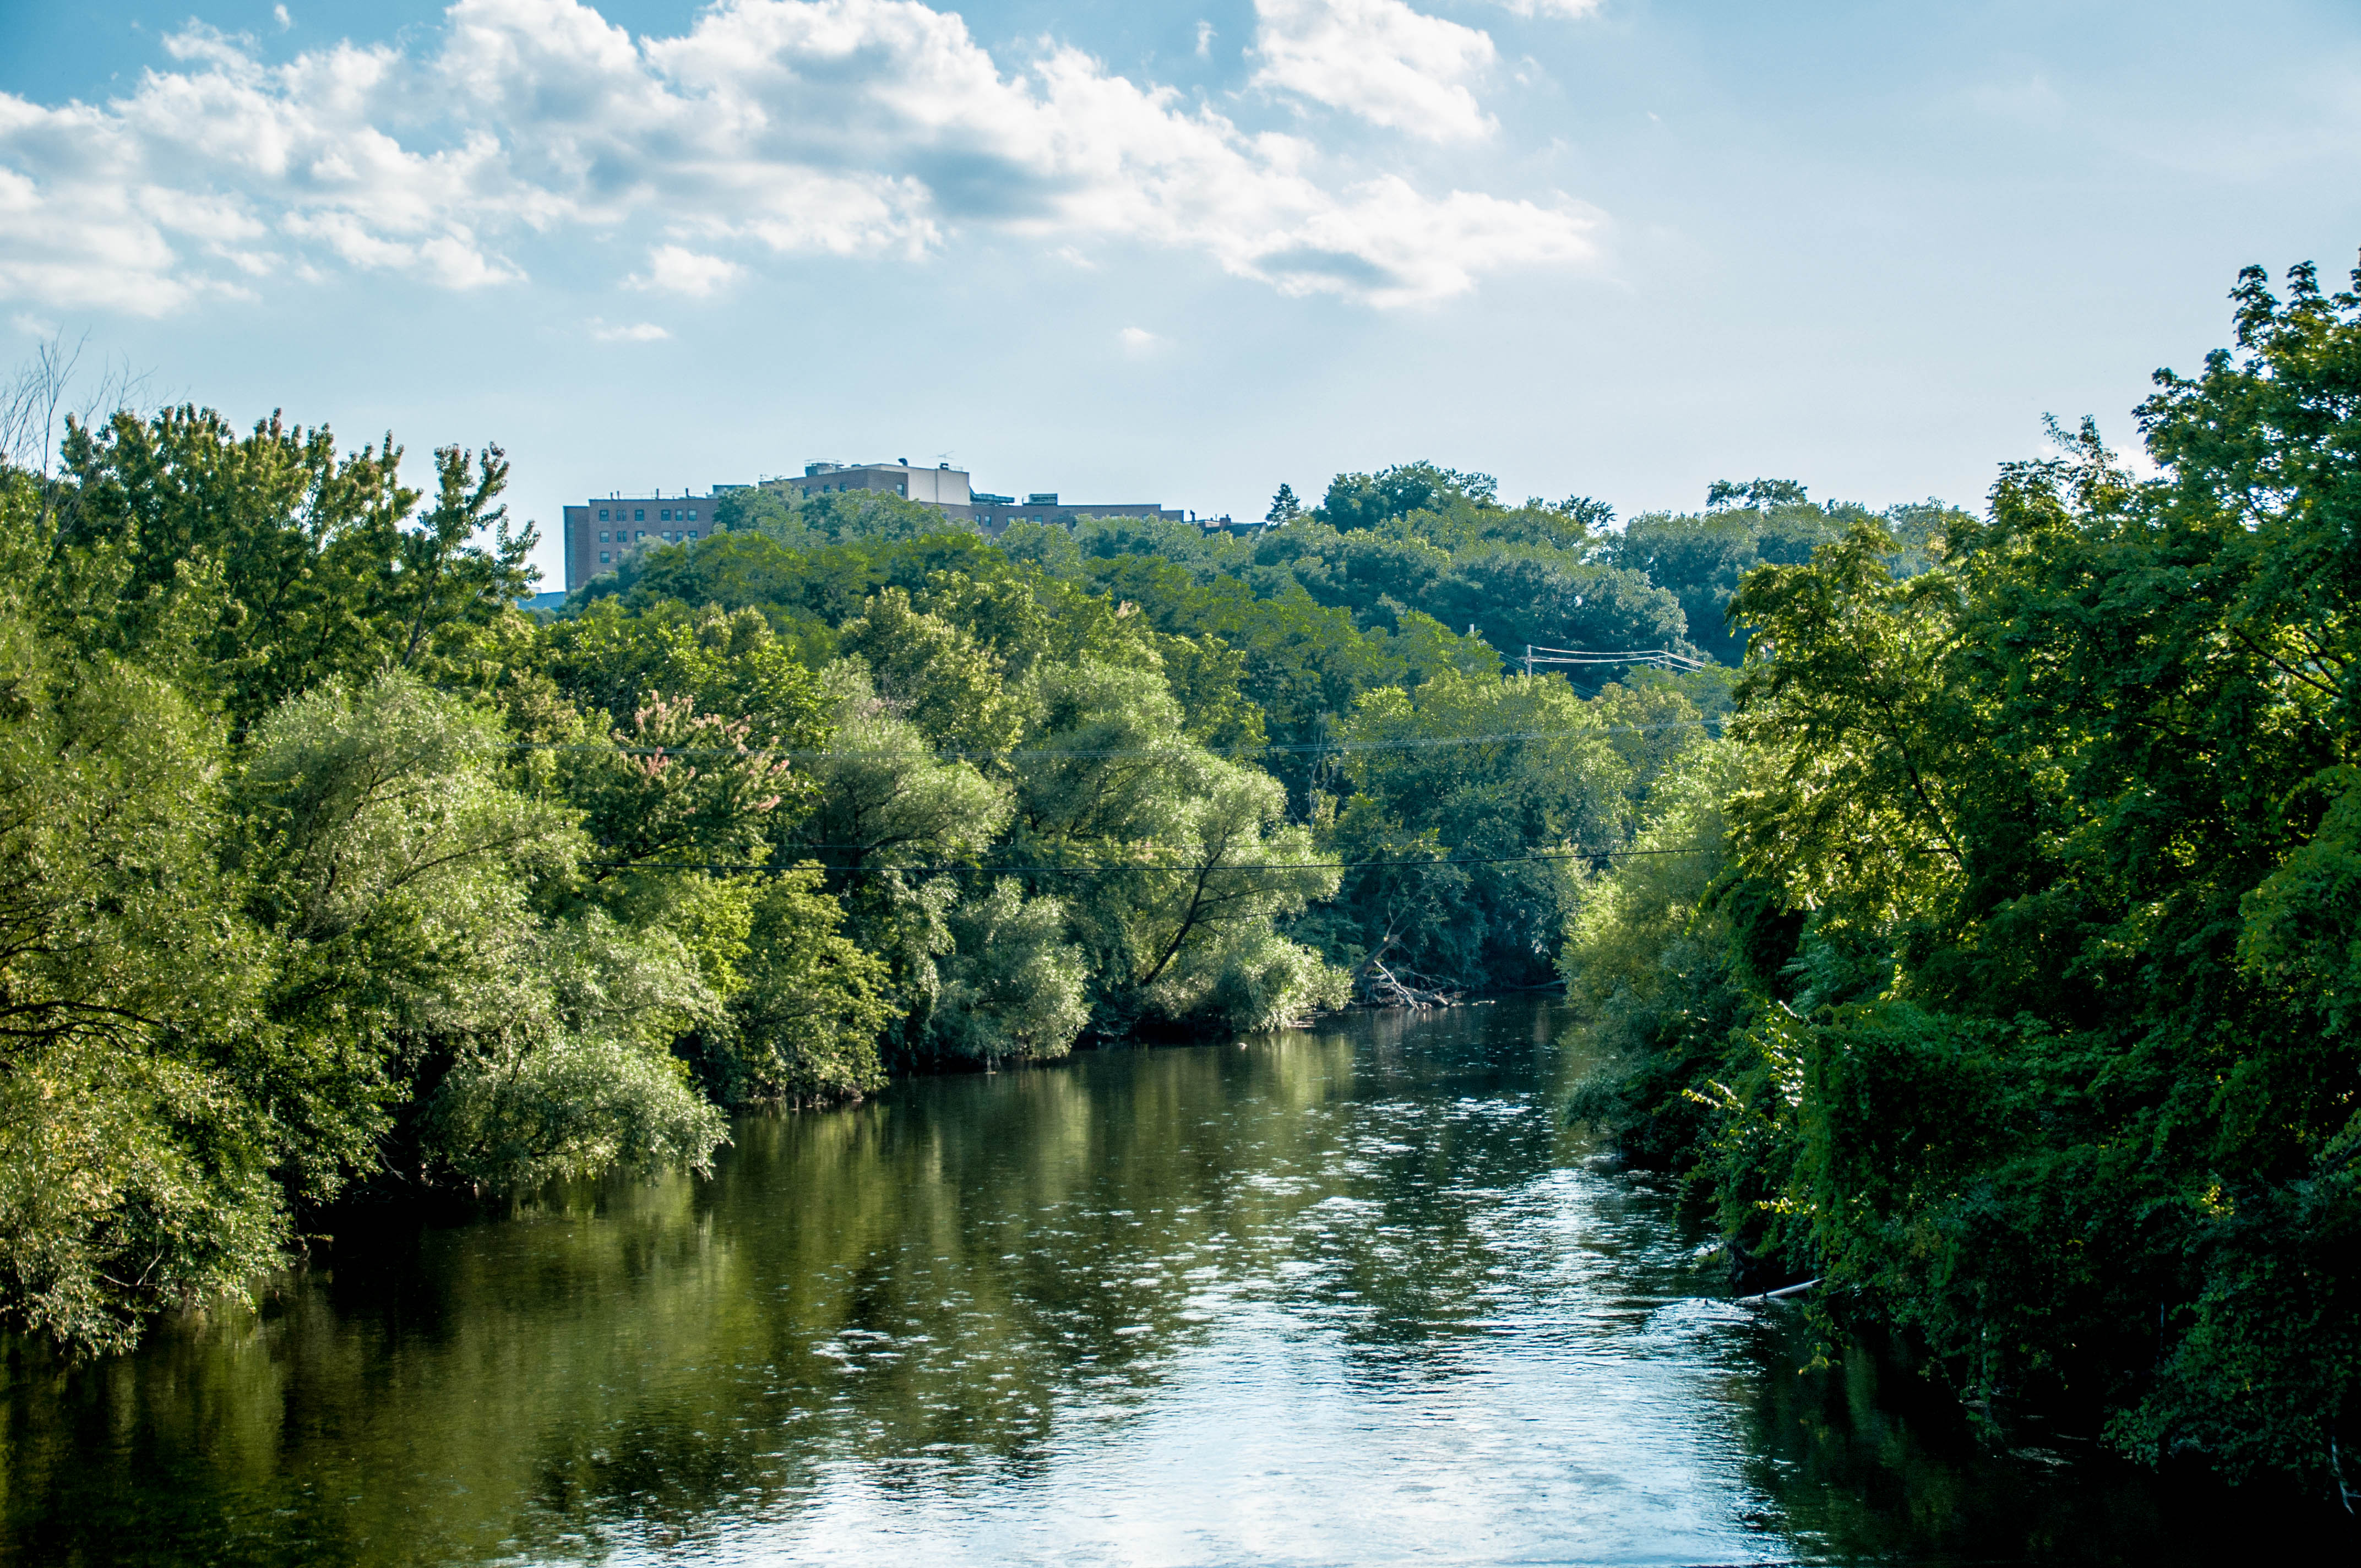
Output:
[{"left": 0, "top": 997, "right": 2305, "bottom": 1567}]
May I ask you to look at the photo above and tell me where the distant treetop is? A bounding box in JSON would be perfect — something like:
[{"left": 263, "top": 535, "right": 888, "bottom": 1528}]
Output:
[{"left": 1705, "top": 477, "right": 1811, "bottom": 511}]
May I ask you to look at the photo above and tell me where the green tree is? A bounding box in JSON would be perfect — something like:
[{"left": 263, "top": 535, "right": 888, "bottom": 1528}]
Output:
[
  {"left": 837, "top": 586, "right": 1028, "bottom": 756},
  {"left": 1319, "top": 461, "right": 1497, "bottom": 531},
  {"left": 420, "top": 910, "right": 727, "bottom": 1191},
  {"left": 545, "top": 598, "right": 829, "bottom": 744},
  {"left": 0, "top": 535, "right": 283, "bottom": 1352},
  {"left": 1324, "top": 668, "right": 1630, "bottom": 991},
  {"left": 788, "top": 662, "right": 1013, "bottom": 1049},
  {"left": 928, "top": 879, "right": 1091, "bottom": 1066},
  {"left": 1607, "top": 512, "right": 1762, "bottom": 666},
  {"left": 1014, "top": 661, "right": 1346, "bottom": 1031},
  {"left": 792, "top": 662, "right": 1012, "bottom": 880},
  {"left": 997, "top": 518, "right": 1084, "bottom": 577},
  {"left": 1706, "top": 477, "right": 1811, "bottom": 511},
  {"left": 709, "top": 869, "right": 897, "bottom": 1106},
  {"left": 1723, "top": 518, "right": 1970, "bottom": 951},
  {"left": 1433, "top": 551, "right": 1693, "bottom": 679},
  {"left": 1558, "top": 496, "right": 1616, "bottom": 530},
  {"left": 237, "top": 672, "right": 727, "bottom": 1194},
  {"left": 1557, "top": 738, "right": 1748, "bottom": 1172},
  {"left": 56, "top": 408, "right": 534, "bottom": 722},
  {"left": 1574, "top": 260, "right": 2361, "bottom": 1492}
]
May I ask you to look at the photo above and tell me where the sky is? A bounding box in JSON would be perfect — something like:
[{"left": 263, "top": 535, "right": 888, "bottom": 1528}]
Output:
[{"left": 3, "top": 0, "right": 2358, "bottom": 589}]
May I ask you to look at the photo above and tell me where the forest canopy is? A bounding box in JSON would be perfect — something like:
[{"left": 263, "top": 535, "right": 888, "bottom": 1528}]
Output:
[
  {"left": 1563, "top": 261, "right": 2361, "bottom": 1502},
  {"left": 1, "top": 255, "right": 2354, "bottom": 1502}
]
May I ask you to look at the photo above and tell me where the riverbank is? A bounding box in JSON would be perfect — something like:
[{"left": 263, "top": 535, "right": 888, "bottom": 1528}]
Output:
[{"left": 6, "top": 998, "right": 2344, "bottom": 1566}]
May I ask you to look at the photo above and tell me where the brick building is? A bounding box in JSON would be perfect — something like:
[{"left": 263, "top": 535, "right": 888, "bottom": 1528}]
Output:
[
  {"left": 562, "top": 460, "right": 1218, "bottom": 592},
  {"left": 561, "top": 491, "right": 721, "bottom": 591}
]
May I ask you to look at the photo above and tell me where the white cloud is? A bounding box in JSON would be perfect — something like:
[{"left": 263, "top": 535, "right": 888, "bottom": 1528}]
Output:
[
  {"left": 1195, "top": 20, "right": 1215, "bottom": 58},
  {"left": 1250, "top": 0, "right": 1497, "bottom": 141},
  {"left": 630, "top": 243, "right": 742, "bottom": 295},
  {"left": 0, "top": 0, "right": 1598, "bottom": 315},
  {"left": 1492, "top": 0, "right": 1600, "bottom": 16},
  {"left": 588, "top": 317, "right": 670, "bottom": 340},
  {"left": 274, "top": 4, "right": 292, "bottom": 29},
  {"left": 1264, "top": 177, "right": 1600, "bottom": 307},
  {"left": 1119, "top": 325, "right": 1165, "bottom": 357}
]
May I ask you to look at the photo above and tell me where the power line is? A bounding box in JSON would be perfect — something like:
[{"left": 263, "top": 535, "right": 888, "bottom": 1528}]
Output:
[
  {"left": 1521, "top": 644, "right": 1708, "bottom": 677},
  {"left": 477, "top": 718, "right": 1729, "bottom": 763},
  {"left": 587, "top": 843, "right": 1721, "bottom": 877}
]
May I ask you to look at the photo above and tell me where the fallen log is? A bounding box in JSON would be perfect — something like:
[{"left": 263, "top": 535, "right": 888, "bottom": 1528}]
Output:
[{"left": 1361, "top": 957, "right": 1456, "bottom": 1009}]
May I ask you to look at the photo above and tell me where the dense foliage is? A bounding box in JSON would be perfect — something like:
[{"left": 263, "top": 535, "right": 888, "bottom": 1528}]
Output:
[
  {"left": 3, "top": 399, "right": 1823, "bottom": 1360},
  {"left": 9, "top": 255, "right": 2348, "bottom": 1505},
  {"left": 1564, "top": 261, "right": 2361, "bottom": 1502}
]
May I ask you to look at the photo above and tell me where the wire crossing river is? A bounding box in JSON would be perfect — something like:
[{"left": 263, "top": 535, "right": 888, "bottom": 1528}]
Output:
[{"left": 0, "top": 1000, "right": 2262, "bottom": 1565}]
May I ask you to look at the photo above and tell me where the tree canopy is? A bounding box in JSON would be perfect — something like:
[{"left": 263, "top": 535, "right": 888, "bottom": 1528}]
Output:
[
  {"left": 8, "top": 251, "right": 2356, "bottom": 1505},
  {"left": 1560, "top": 258, "right": 2361, "bottom": 1501}
]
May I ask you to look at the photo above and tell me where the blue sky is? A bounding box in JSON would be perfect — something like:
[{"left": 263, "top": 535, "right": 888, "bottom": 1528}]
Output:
[{"left": 3, "top": 0, "right": 2358, "bottom": 589}]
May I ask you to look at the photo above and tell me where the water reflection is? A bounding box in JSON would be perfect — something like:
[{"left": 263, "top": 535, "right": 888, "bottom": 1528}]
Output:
[{"left": 0, "top": 999, "right": 2310, "bottom": 1565}]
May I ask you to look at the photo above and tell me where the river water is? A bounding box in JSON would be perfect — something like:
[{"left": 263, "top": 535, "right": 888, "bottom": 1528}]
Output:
[{"left": 0, "top": 999, "right": 2302, "bottom": 1565}]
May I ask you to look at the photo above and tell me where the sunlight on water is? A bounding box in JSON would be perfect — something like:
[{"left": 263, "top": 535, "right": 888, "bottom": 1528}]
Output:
[{"left": 0, "top": 1000, "right": 2256, "bottom": 1566}]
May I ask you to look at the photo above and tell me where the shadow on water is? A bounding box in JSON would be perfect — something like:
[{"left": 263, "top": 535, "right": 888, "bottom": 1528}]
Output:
[{"left": 0, "top": 997, "right": 2347, "bottom": 1565}]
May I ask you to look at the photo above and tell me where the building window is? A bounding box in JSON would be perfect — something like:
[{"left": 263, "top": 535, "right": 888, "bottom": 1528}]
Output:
[
  {"left": 687, "top": 509, "right": 698, "bottom": 520},
  {"left": 598, "top": 508, "right": 609, "bottom": 520},
  {"left": 599, "top": 531, "right": 610, "bottom": 542},
  {"left": 687, "top": 530, "right": 697, "bottom": 539},
  {"left": 600, "top": 551, "right": 611, "bottom": 563},
  {"left": 634, "top": 509, "right": 645, "bottom": 521},
  {"left": 660, "top": 509, "right": 671, "bottom": 521},
  {"left": 635, "top": 530, "right": 645, "bottom": 540}
]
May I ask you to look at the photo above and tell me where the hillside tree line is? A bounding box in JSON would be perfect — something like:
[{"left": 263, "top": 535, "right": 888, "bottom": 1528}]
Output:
[{"left": 0, "top": 258, "right": 2352, "bottom": 1500}]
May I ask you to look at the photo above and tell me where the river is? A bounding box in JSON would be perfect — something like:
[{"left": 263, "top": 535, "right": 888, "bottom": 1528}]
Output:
[{"left": 0, "top": 998, "right": 2303, "bottom": 1564}]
